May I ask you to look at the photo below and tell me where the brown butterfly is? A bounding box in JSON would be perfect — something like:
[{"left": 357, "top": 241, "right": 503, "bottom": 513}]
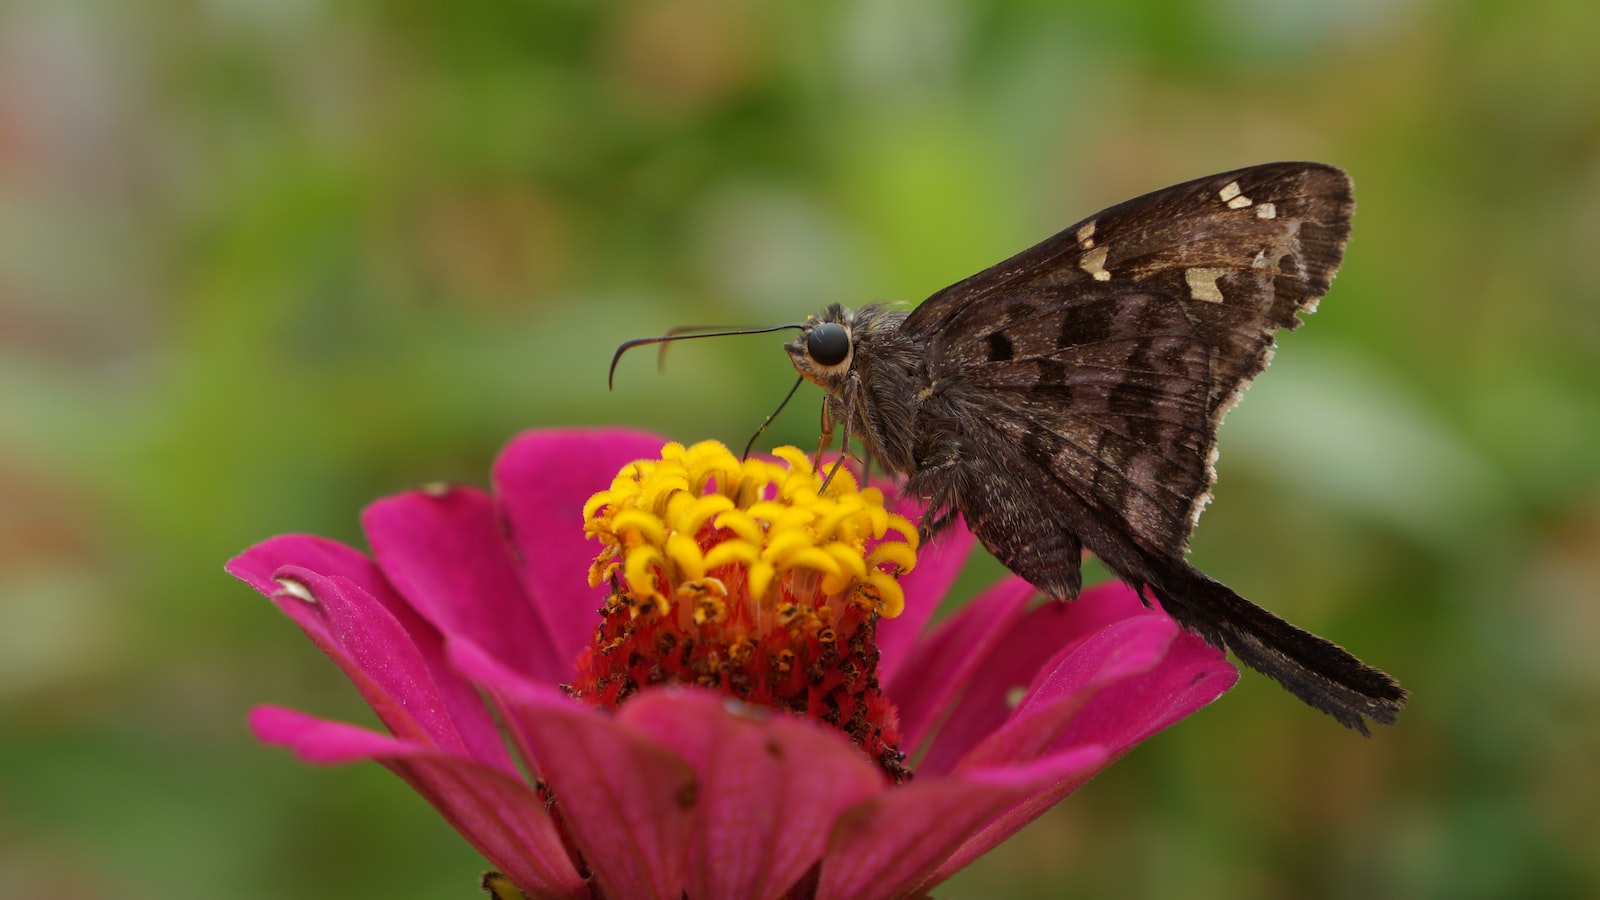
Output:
[{"left": 617, "top": 163, "right": 1407, "bottom": 733}]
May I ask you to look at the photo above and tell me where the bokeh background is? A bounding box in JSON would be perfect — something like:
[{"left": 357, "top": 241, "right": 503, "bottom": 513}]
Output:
[{"left": 3, "top": 1, "right": 1597, "bottom": 898}]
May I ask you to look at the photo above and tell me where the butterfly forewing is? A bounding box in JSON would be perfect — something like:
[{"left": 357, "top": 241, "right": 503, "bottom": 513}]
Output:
[
  {"left": 906, "top": 163, "right": 1353, "bottom": 560},
  {"left": 910, "top": 164, "right": 1349, "bottom": 396}
]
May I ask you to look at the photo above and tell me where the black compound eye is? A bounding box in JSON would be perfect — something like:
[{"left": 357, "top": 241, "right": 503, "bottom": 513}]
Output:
[{"left": 807, "top": 322, "right": 851, "bottom": 367}]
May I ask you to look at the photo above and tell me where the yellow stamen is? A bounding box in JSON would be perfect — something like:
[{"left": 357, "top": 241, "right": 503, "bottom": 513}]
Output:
[{"left": 583, "top": 439, "right": 918, "bottom": 623}]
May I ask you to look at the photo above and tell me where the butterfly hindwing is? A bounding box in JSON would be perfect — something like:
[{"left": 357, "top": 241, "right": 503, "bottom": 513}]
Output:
[{"left": 924, "top": 286, "right": 1211, "bottom": 556}]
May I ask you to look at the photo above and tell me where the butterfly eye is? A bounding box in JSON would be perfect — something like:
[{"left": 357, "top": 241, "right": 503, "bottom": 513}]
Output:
[{"left": 807, "top": 322, "right": 851, "bottom": 367}]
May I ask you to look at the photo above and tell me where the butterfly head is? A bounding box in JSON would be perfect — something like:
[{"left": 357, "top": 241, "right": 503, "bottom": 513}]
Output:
[{"left": 785, "top": 303, "right": 857, "bottom": 391}]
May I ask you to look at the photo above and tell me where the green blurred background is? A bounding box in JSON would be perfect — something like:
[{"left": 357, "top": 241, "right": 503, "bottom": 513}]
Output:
[{"left": 2, "top": 0, "right": 1597, "bottom": 898}]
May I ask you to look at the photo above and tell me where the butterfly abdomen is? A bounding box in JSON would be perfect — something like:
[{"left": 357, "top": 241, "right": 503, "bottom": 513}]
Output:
[{"left": 1140, "top": 552, "right": 1407, "bottom": 735}]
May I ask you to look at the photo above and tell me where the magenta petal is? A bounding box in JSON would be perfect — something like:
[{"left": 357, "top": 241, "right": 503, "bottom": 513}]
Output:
[
  {"left": 914, "top": 582, "right": 1161, "bottom": 775},
  {"left": 363, "top": 486, "right": 567, "bottom": 686},
  {"left": 228, "top": 536, "right": 513, "bottom": 771},
  {"left": 933, "top": 629, "right": 1236, "bottom": 879},
  {"left": 887, "top": 575, "right": 1036, "bottom": 752},
  {"left": 228, "top": 534, "right": 376, "bottom": 602},
  {"left": 958, "top": 615, "right": 1181, "bottom": 769},
  {"left": 620, "top": 689, "right": 886, "bottom": 900},
  {"left": 1038, "top": 627, "right": 1237, "bottom": 756},
  {"left": 250, "top": 706, "right": 586, "bottom": 899},
  {"left": 484, "top": 675, "right": 695, "bottom": 900},
  {"left": 229, "top": 547, "right": 470, "bottom": 754},
  {"left": 816, "top": 747, "right": 1107, "bottom": 900},
  {"left": 874, "top": 505, "right": 977, "bottom": 681},
  {"left": 251, "top": 704, "right": 419, "bottom": 764},
  {"left": 444, "top": 635, "right": 566, "bottom": 781},
  {"left": 494, "top": 427, "right": 669, "bottom": 676}
]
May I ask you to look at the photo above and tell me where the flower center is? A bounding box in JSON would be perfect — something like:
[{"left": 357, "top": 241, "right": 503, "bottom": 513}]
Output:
[{"left": 574, "top": 440, "right": 919, "bottom": 780}]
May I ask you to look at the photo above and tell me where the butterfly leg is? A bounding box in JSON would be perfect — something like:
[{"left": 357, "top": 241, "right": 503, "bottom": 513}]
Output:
[
  {"left": 817, "top": 394, "right": 855, "bottom": 491},
  {"left": 813, "top": 396, "right": 837, "bottom": 465},
  {"left": 916, "top": 506, "right": 962, "bottom": 545}
]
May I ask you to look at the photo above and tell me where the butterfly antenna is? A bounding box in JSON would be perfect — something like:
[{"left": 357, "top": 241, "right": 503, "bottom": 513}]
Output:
[
  {"left": 655, "top": 325, "right": 751, "bottom": 374},
  {"left": 742, "top": 375, "right": 805, "bottom": 460},
  {"left": 608, "top": 323, "right": 804, "bottom": 389}
]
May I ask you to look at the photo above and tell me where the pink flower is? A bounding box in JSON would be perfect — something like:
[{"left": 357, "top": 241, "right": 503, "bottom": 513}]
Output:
[{"left": 228, "top": 428, "right": 1236, "bottom": 899}]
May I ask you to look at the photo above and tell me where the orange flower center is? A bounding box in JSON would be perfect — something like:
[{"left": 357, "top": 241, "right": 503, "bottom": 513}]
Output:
[{"left": 574, "top": 440, "right": 919, "bottom": 780}]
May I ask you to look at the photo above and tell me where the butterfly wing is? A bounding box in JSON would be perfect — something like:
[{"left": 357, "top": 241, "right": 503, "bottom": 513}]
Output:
[
  {"left": 905, "top": 284, "right": 1214, "bottom": 598},
  {"left": 893, "top": 164, "right": 1404, "bottom": 731},
  {"left": 905, "top": 162, "right": 1353, "bottom": 423},
  {"left": 903, "top": 163, "right": 1351, "bottom": 562}
]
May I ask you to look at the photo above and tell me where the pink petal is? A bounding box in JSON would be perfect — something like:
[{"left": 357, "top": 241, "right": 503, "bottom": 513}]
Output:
[
  {"left": 957, "top": 615, "right": 1181, "bottom": 769},
  {"left": 815, "top": 747, "right": 1107, "bottom": 900},
  {"left": 933, "top": 628, "right": 1236, "bottom": 879},
  {"left": 1041, "top": 627, "right": 1237, "bottom": 755},
  {"left": 493, "top": 427, "right": 669, "bottom": 676},
  {"left": 228, "top": 545, "right": 472, "bottom": 755},
  {"left": 620, "top": 689, "right": 886, "bottom": 900},
  {"left": 875, "top": 504, "right": 978, "bottom": 682},
  {"left": 522, "top": 710, "right": 695, "bottom": 900},
  {"left": 232, "top": 536, "right": 514, "bottom": 768},
  {"left": 886, "top": 574, "right": 1036, "bottom": 752},
  {"left": 250, "top": 706, "right": 586, "bottom": 899},
  {"left": 464, "top": 648, "right": 694, "bottom": 900},
  {"left": 363, "top": 486, "right": 567, "bottom": 686},
  {"left": 913, "top": 582, "right": 1160, "bottom": 775},
  {"left": 441, "top": 636, "right": 554, "bottom": 780}
]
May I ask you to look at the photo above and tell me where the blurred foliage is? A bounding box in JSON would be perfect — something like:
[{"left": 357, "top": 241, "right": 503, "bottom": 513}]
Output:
[{"left": 2, "top": 0, "right": 1597, "bottom": 898}]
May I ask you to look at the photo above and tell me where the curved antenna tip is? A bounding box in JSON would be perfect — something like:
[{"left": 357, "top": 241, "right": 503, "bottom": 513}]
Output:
[{"left": 607, "top": 323, "right": 806, "bottom": 389}]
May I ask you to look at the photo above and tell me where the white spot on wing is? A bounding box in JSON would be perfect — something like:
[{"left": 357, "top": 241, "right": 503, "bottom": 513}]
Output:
[
  {"left": 1255, "top": 202, "right": 1277, "bottom": 219},
  {"left": 1192, "top": 342, "right": 1276, "bottom": 535},
  {"left": 1079, "top": 245, "right": 1111, "bottom": 281},
  {"left": 1226, "top": 195, "right": 1253, "bottom": 210},
  {"left": 1076, "top": 220, "right": 1096, "bottom": 248},
  {"left": 1185, "top": 267, "right": 1229, "bottom": 302},
  {"left": 1219, "top": 181, "right": 1242, "bottom": 202},
  {"left": 1187, "top": 443, "right": 1222, "bottom": 531}
]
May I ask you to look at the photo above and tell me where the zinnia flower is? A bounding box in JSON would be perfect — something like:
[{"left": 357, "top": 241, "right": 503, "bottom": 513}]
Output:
[{"left": 228, "top": 428, "right": 1236, "bottom": 899}]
